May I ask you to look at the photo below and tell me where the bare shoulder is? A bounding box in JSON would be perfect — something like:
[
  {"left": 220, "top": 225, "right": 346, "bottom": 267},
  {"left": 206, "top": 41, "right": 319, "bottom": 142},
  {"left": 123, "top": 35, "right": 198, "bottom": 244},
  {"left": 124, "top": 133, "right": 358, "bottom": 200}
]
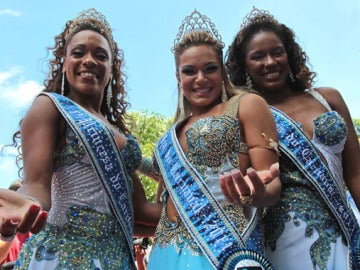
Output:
[
  {"left": 239, "top": 92, "right": 268, "bottom": 108},
  {"left": 24, "top": 94, "right": 60, "bottom": 123},
  {"left": 315, "top": 87, "right": 345, "bottom": 109},
  {"left": 32, "top": 94, "right": 57, "bottom": 106},
  {"left": 238, "top": 92, "right": 272, "bottom": 124},
  {"left": 29, "top": 94, "right": 58, "bottom": 112},
  {"left": 314, "top": 87, "right": 356, "bottom": 124}
]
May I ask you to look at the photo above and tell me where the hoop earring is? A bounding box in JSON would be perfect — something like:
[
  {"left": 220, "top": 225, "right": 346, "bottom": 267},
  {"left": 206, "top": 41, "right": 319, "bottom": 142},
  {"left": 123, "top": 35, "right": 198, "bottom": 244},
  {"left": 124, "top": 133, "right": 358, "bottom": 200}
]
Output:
[
  {"left": 289, "top": 69, "right": 295, "bottom": 82},
  {"left": 179, "top": 86, "right": 185, "bottom": 117},
  {"left": 221, "top": 82, "right": 228, "bottom": 102},
  {"left": 106, "top": 80, "right": 112, "bottom": 109},
  {"left": 61, "top": 72, "right": 65, "bottom": 96}
]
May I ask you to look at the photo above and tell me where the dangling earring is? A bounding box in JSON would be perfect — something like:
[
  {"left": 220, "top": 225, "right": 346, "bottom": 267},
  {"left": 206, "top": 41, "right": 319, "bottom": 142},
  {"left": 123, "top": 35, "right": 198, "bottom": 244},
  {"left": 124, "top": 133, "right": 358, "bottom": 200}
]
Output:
[
  {"left": 289, "top": 69, "right": 295, "bottom": 82},
  {"left": 245, "top": 72, "right": 254, "bottom": 89},
  {"left": 178, "top": 86, "right": 185, "bottom": 117},
  {"left": 61, "top": 72, "right": 65, "bottom": 96},
  {"left": 221, "top": 82, "right": 228, "bottom": 102},
  {"left": 106, "top": 79, "right": 112, "bottom": 109}
]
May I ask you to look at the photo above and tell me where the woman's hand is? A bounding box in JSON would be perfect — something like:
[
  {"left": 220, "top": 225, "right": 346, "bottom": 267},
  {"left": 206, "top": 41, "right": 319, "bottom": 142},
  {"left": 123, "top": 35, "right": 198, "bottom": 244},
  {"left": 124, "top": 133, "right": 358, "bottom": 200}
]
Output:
[
  {"left": 219, "top": 162, "right": 279, "bottom": 207},
  {"left": 0, "top": 189, "right": 47, "bottom": 240}
]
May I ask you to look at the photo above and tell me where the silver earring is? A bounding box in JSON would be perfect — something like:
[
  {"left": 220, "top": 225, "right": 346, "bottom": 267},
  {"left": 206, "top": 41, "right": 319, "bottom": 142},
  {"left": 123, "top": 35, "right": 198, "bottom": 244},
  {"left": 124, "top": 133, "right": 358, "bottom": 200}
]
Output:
[
  {"left": 289, "top": 69, "right": 295, "bottom": 82},
  {"left": 106, "top": 81, "right": 112, "bottom": 109},
  {"left": 245, "top": 72, "right": 253, "bottom": 89},
  {"left": 221, "top": 82, "right": 228, "bottom": 102},
  {"left": 61, "top": 72, "right": 65, "bottom": 95},
  {"left": 179, "top": 86, "right": 185, "bottom": 117}
]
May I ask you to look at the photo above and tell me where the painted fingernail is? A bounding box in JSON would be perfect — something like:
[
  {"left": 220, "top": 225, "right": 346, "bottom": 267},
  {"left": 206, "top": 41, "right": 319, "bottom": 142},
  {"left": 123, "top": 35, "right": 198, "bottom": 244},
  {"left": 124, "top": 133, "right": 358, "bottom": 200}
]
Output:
[
  {"left": 40, "top": 211, "right": 48, "bottom": 219},
  {"left": 30, "top": 204, "right": 41, "bottom": 213}
]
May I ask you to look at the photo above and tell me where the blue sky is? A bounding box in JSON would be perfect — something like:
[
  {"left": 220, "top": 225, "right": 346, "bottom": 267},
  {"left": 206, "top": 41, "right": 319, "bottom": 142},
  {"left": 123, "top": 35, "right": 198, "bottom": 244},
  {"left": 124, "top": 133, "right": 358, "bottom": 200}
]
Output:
[{"left": 0, "top": 0, "right": 359, "bottom": 188}]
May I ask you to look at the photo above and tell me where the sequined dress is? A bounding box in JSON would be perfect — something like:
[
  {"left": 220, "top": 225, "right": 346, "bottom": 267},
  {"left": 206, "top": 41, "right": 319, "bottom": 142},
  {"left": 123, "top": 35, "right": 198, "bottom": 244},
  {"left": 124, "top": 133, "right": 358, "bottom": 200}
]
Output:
[
  {"left": 147, "top": 95, "right": 265, "bottom": 270},
  {"left": 15, "top": 126, "right": 142, "bottom": 270},
  {"left": 264, "top": 89, "right": 351, "bottom": 270}
]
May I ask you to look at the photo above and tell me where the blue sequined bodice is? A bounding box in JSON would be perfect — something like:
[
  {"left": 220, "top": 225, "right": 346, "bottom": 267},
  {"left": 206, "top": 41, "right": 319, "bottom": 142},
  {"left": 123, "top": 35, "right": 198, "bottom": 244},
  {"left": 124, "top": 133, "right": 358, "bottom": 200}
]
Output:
[
  {"left": 298, "top": 110, "right": 348, "bottom": 189},
  {"left": 312, "top": 110, "right": 347, "bottom": 150}
]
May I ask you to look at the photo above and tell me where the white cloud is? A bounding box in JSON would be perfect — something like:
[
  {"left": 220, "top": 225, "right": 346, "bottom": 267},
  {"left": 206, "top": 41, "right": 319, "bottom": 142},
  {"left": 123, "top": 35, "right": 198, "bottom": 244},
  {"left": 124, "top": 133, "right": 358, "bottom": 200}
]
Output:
[
  {"left": 0, "top": 67, "right": 22, "bottom": 84},
  {"left": 0, "top": 9, "right": 22, "bottom": 17},
  {"left": 0, "top": 144, "right": 18, "bottom": 157},
  {"left": 0, "top": 68, "right": 42, "bottom": 109},
  {"left": 0, "top": 155, "right": 20, "bottom": 188}
]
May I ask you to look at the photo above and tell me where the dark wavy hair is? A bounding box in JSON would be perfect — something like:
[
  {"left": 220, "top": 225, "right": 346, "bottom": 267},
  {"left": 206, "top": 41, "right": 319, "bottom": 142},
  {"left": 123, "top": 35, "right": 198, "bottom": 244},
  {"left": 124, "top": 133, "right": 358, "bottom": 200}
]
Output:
[
  {"left": 12, "top": 9, "right": 130, "bottom": 177},
  {"left": 225, "top": 9, "right": 316, "bottom": 92}
]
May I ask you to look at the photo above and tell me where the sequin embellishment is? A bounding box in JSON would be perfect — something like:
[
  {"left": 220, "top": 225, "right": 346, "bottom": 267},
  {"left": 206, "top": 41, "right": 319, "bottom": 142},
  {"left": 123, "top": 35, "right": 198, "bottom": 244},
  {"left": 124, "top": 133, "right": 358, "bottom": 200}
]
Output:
[
  {"left": 313, "top": 111, "right": 347, "bottom": 146},
  {"left": 15, "top": 207, "right": 135, "bottom": 270}
]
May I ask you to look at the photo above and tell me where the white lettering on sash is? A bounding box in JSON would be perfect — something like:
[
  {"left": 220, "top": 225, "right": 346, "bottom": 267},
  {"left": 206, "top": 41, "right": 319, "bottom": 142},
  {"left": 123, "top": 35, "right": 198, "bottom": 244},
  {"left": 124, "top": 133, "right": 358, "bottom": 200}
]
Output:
[
  {"left": 78, "top": 117, "right": 94, "bottom": 129},
  {"left": 110, "top": 174, "right": 121, "bottom": 190},
  {"left": 119, "top": 192, "right": 132, "bottom": 224},
  {"left": 286, "top": 132, "right": 300, "bottom": 147}
]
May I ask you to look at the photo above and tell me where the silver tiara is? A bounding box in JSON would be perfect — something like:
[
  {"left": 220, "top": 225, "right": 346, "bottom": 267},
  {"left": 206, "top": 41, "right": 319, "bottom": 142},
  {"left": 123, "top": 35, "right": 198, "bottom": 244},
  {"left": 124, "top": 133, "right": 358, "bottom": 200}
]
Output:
[
  {"left": 172, "top": 9, "right": 224, "bottom": 52},
  {"left": 240, "top": 7, "right": 277, "bottom": 29},
  {"left": 65, "top": 8, "right": 115, "bottom": 50}
]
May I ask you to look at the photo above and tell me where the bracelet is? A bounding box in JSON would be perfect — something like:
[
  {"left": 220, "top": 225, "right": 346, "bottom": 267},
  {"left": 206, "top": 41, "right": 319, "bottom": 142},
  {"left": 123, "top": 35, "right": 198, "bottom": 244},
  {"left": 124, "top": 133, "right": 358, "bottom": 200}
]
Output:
[
  {"left": 138, "top": 157, "right": 162, "bottom": 182},
  {"left": 138, "top": 157, "right": 153, "bottom": 175}
]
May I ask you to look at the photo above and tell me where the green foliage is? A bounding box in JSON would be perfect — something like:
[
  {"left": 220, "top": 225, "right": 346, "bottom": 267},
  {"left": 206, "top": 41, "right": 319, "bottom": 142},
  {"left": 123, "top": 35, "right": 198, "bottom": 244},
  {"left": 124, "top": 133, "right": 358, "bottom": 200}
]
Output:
[
  {"left": 353, "top": 119, "right": 360, "bottom": 138},
  {"left": 128, "top": 110, "right": 173, "bottom": 201}
]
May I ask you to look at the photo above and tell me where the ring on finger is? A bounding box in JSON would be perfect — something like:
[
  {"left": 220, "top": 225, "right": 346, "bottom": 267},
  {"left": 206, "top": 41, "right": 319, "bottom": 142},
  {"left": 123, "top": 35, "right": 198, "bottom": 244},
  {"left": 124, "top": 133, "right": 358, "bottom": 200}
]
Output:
[
  {"left": 0, "top": 232, "right": 16, "bottom": 242},
  {"left": 239, "top": 190, "right": 253, "bottom": 205}
]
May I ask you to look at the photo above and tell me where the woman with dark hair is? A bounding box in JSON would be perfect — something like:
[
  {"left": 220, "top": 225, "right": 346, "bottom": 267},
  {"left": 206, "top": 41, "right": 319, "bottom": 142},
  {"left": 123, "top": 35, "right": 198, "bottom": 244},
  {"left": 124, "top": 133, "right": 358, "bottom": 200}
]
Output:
[
  {"left": 12, "top": 8, "right": 160, "bottom": 270},
  {"left": 226, "top": 7, "right": 360, "bottom": 270}
]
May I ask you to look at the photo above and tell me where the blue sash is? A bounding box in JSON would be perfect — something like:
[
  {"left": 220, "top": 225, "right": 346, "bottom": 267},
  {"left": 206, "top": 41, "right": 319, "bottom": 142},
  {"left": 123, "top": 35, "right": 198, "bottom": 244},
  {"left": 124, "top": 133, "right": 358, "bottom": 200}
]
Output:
[
  {"left": 155, "top": 124, "right": 273, "bottom": 270},
  {"left": 44, "top": 93, "right": 135, "bottom": 264},
  {"left": 271, "top": 106, "right": 360, "bottom": 269}
]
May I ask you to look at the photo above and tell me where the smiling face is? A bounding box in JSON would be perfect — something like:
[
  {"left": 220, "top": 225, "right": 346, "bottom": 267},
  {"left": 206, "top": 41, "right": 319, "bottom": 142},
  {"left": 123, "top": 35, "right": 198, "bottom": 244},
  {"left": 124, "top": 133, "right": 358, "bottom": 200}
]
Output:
[
  {"left": 63, "top": 30, "right": 112, "bottom": 99},
  {"left": 245, "top": 31, "right": 290, "bottom": 93},
  {"left": 177, "top": 44, "right": 223, "bottom": 114}
]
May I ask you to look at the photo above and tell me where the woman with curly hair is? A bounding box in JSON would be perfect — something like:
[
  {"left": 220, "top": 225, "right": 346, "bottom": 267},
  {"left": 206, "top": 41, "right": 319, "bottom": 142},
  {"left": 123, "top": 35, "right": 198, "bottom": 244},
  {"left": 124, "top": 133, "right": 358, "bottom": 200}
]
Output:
[
  {"left": 12, "top": 8, "right": 160, "bottom": 270},
  {"left": 225, "top": 7, "right": 360, "bottom": 270}
]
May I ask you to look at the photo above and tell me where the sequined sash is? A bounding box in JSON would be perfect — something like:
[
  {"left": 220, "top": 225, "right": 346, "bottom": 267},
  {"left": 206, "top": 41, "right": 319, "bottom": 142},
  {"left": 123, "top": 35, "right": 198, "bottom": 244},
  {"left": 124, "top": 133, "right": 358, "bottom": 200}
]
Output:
[
  {"left": 271, "top": 106, "right": 360, "bottom": 270},
  {"left": 44, "top": 93, "right": 135, "bottom": 265},
  {"left": 155, "top": 125, "right": 273, "bottom": 270}
]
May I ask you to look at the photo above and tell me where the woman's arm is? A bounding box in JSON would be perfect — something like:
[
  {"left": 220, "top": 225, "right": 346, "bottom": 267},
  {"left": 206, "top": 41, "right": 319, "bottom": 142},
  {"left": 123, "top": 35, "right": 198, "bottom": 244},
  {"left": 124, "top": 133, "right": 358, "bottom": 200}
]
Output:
[
  {"left": 132, "top": 173, "right": 161, "bottom": 227},
  {"left": 134, "top": 224, "right": 157, "bottom": 238},
  {"left": 17, "top": 95, "right": 62, "bottom": 211},
  {"left": 220, "top": 93, "right": 281, "bottom": 208},
  {"left": 318, "top": 87, "right": 360, "bottom": 210}
]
